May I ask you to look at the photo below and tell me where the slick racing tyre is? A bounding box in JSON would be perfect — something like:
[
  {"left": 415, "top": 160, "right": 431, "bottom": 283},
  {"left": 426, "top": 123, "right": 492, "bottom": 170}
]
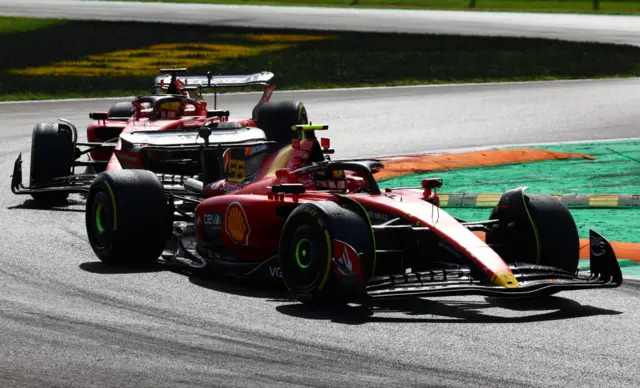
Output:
[
  {"left": 487, "top": 187, "right": 579, "bottom": 273},
  {"left": 255, "top": 100, "right": 308, "bottom": 145},
  {"left": 279, "top": 201, "right": 374, "bottom": 306},
  {"left": 86, "top": 169, "right": 170, "bottom": 265},
  {"left": 29, "top": 122, "right": 75, "bottom": 202},
  {"left": 107, "top": 101, "right": 135, "bottom": 120}
]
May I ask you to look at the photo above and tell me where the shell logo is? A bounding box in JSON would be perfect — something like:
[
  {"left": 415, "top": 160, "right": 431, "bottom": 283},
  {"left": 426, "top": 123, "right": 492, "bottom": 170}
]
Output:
[{"left": 225, "top": 202, "right": 250, "bottom": 245}]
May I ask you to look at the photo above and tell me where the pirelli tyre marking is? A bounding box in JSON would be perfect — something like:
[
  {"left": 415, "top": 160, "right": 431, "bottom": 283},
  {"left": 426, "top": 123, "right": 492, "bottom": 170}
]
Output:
[{"left": 439, "top": 193, "right": 640, "bottom": 208}]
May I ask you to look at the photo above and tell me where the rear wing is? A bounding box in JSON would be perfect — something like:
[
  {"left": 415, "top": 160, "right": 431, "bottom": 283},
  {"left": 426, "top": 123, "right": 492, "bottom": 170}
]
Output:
[
  {"left": 153, "top": 68, "right": 276, "bottom": 114},
  {"left": 153, "top": 70, "right": 275, "bottom": 90}
]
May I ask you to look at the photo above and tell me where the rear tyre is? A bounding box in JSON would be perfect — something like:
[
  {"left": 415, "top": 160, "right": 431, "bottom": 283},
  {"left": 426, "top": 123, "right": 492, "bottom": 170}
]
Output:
[
  {"left": 29, "top": 122, "right": 75, "bottom": 202},
  {"left": 255, "top": 100, "right": 308, "bottom": 145},
  {"left": 487, "top": 188, "right": 579, "bottom": 273},
  {"left": 279, "top": 201, "right": 374, "bottom": 306},
  {"left": 107, "top": 101, "right": 134, "bottom": 120},
  {"left": 85, "top": 169, "right": 170, "bottom": 265}
]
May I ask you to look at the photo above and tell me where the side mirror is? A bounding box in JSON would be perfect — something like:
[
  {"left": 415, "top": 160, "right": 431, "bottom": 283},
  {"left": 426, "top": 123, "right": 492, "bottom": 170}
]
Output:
[
  {"left": 207, "top": 110, "right": 230, "bottom": 118},
  {"left": 89, "top": 112, "right": 108, "bottom": 120},
  {"left": 422, "top": 178, "right": 443, "bottom": 189},
  {"left": 199, "top": 126, "right": 212, "bottom": 146}
]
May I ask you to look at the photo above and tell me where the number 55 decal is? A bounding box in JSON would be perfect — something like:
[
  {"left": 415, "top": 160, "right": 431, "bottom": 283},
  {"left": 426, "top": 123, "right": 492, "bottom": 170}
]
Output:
[{"left": 227, "top": 159, "right": 246, "bottom": 182}]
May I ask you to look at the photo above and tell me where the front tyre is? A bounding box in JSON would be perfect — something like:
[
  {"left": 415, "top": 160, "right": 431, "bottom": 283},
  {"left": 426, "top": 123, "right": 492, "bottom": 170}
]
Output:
[
  {"left": 279, "top": 201, "right": 374, "bottom": 306},
  {"left": 487, "top": 188, "right": 579, "bottom": 273},
  {"left": 29, "top": 122, "right": 75, "bottom": 202},
  {"left": 86, "top": 169, "right": 170, "bottom": 265}
]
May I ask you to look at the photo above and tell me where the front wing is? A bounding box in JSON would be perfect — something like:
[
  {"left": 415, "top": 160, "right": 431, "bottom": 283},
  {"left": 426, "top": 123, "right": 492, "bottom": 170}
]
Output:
[
  {"left": 11, "top": 153, "right": 95, "bottom": 195},
  {"left": 365, "top": 230, "right": 622, "bottom": 299}
]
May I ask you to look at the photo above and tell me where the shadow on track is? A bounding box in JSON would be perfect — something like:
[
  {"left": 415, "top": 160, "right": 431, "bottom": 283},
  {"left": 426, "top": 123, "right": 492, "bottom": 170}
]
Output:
[
  {"left": 189, "top": 275, "right": 291, "bottom": 302},
  {"left": 7, "top": 198, "right": 85, "bottom": 213},
  {"left": 79, "top": 261, "right": 164, "bottom": 274},
  {"left": 276, "top": 295, "right": 622, "bottom": 325},
  {"left": 78, "top": 256, "right": 624, "bottom": 324},
  {"left": 80, "top": 257, "right": 292, "bottom": 300}
]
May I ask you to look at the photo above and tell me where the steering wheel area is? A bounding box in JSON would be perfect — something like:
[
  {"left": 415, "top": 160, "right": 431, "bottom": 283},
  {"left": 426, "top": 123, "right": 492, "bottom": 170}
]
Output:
[{"left": 297, "top": 161, "right": 382, "bottom": 195}]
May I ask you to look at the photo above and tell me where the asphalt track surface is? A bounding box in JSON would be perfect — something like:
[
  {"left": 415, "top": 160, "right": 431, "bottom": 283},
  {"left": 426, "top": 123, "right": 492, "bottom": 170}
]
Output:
[
  {"left": 2, "top": 2, "right": 640, "bottom": 387},
  {"left": 2, "top": 0, "right": 640, "bottom": 46}
]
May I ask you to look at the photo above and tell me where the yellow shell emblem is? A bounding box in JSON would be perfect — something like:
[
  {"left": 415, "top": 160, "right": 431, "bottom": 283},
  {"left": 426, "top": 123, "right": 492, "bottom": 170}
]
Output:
[{"left": 225, "top": 203, "right": 250, "bottom": 244}]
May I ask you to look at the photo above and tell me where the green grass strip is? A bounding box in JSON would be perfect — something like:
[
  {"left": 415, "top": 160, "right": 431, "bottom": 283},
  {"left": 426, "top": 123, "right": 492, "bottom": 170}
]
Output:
[
  {"left": 379, "top": 139, "right": 640, "bottom": 195},
  {"left": 1, "top": 16, "right": 640, "bottom": 101},
  {"left": 439, "top": 207, "right": 640, "bottom": 243},
  {"left": 0, "top": 17, "right": 65, "bottom": 34},
  {"left": 112, "top": 0, "right": 640, "bottom": 15},
  {"left": 378, "top": 139, "right": 640, "bottom": 243}
]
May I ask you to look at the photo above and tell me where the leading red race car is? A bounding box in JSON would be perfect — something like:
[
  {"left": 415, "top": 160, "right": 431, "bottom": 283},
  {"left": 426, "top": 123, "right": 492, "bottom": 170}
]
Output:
[
  {"left": 78, "top": 123, "right": 621, "bottom": 306},
  {"left": 11, "top": 68, "right": 310, "bottom": 203}
]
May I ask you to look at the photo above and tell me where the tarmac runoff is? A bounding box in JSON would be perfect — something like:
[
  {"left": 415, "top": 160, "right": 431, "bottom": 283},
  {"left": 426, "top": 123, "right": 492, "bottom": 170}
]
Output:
[{"left": 376, "top": 139, "right": 640, "bottom": 271}]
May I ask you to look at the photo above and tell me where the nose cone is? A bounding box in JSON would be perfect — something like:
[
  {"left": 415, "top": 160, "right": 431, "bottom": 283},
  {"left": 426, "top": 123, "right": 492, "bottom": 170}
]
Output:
[{"left": 491, "top": 270, "right": 519, "bottom": 288}]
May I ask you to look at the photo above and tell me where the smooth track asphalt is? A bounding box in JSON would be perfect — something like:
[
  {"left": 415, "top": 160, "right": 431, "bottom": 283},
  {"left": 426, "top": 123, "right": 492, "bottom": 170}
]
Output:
[{"left": 1, "top": 2, "right": 640, "bottom": 387}]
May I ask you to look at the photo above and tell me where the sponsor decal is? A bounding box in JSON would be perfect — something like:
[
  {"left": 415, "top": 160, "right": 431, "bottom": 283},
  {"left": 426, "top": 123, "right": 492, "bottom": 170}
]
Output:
[
  {"left": 300, "top": 207, "right": 318, "bottom": 217},
  {"left": 209, "top": 181, "right": 243, "bottom": 193},
  {"left": 269, "top": 266, "right": 282, "bottom": 278},
  {"left": 225, "top": 202, "right": 251, "bottom": 245},
  {"left": 203, "top": 212, "right": 222, "bottom": 236},
  {"left": 204, "top": 212, "right": 222, "bottom": 226},
  {"left": 245, "top": 144, "right": 268, "bottom": 156},
  {"left": 202, "top": 212, "right": 223, "bottom": 238},
  {"left": 332, "top": 240, "right": 362, "bottom": 280},
  {"left": 367, "top": 210, "right": 390, "bottom": 222},
  {"left": 591, "top": 234, "right": 605, "bottom": 257}
]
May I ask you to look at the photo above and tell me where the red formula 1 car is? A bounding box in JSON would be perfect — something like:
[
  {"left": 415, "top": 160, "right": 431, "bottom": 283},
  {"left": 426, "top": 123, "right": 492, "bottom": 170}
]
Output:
[
  {"left": 11, "top": 68, "right": 309, "bottom": 203},
  {"left": 79, "top": 124, "right": 621, "bottom": 305}
]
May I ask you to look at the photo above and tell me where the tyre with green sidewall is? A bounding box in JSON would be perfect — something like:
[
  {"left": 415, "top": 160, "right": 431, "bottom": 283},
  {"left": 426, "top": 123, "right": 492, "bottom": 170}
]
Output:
[
  {"left": 29, "top": 122, "right": 75, "bottom": 202},
  {"left": 278, "top": 201, "right": 374, "bottom": 306},
  {"left": 85, "top": 169, "right": 170, "bottom": 265}
]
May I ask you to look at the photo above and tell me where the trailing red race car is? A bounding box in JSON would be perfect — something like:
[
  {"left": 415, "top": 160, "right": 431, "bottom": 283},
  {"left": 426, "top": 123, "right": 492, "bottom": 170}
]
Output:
[
  {"left": 77, "top": 124, "right": 621, "bottom": 305},
  {"left": 11, "top": 68, "right": 310, "bottom": 202}
]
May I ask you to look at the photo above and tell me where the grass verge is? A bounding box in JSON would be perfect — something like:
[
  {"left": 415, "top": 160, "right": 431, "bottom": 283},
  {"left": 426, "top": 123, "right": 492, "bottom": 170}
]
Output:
[
  {"left": 378, "top": 139, "right": 640, "bottom": 195},
  {"left": 112, "top": 0, "right": 640, "bottom": 15},
  {"left": 1, "top": 16, "right": 640, "bottom": 101}
]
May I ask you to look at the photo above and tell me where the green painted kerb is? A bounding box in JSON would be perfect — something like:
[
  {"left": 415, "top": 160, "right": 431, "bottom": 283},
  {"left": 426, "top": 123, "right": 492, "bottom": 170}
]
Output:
[
  {"left": 295, "top": 238, "right": 311, "bottom": 269},
  {"left": 95, "top": 204, "right": 105, "bottom": 233},
  {"left": 377, "top": 139, "right": 640, "bottom": 244},
  {"left": 579, "top": 259, "right": 640, "bottom": 277},
  {"left": 379, "top": 139, "right": 640, "bottom": 195}
]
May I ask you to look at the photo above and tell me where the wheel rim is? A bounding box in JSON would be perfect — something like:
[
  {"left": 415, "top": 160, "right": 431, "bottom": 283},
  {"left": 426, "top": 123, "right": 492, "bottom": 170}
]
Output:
[
  {"left": 89, "top": 189, "right": 113, "bottom": 249},
  {"left": 295, "top": 238, "right": 312, "bottom": 269},
  {"left": 284, "top": 224, "right": 329, "bottom": 291},
  {"left": 95, "top": 203, "right": 105, "bottom": 233}
]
